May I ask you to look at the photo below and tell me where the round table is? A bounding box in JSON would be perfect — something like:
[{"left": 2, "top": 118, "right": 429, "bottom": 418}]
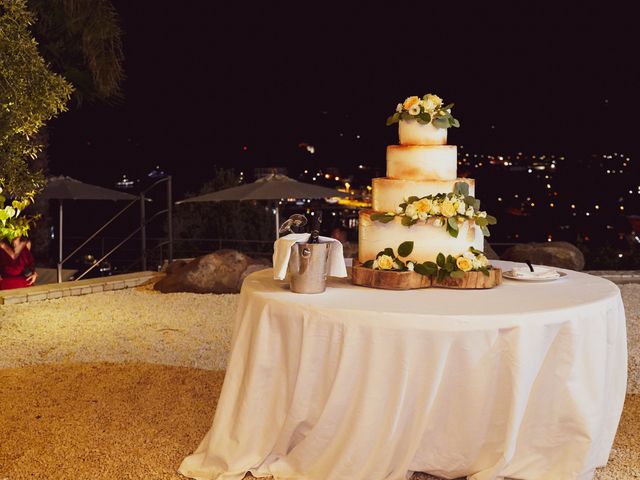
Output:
[{"left": 179, "top": 261, "right": 627, "bottom": 480}]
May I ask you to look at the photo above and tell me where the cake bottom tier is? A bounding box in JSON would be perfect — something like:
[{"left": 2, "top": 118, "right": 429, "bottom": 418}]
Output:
[{"left": 358, "top": 210, "right": 484, "bottom": 264}]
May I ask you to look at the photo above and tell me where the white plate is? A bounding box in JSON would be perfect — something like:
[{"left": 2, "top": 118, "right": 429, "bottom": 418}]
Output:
[{"left": 503, "top": 270, "right": 567, "bottom": 282}]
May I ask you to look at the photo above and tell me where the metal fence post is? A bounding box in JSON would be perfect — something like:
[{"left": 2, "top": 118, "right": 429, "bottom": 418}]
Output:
[
  {"left": 167, "top": 176, "right": 173, "bottom": 262},
  {"left": 140, "top": 193, "right": 147, "bottom": 270},
  {"left": 57, "top": 200, "right": 63, "bottom": 283}
]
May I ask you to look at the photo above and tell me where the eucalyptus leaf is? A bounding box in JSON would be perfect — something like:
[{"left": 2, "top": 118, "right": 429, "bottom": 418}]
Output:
[
  {"left": 407, "top": 196, "right": 420, "bottom": 204},
  {"left": 424, "top": 261, "right": 438, "bottom": 272},
  {"left": 413, "top": 263, "right": 430, "bottom": 276},
  {"left": 432, "top": 117, "right": 450, "bottom": 129},
  {"left": 486, "top": 215, "right": 498, "bottom": 225},
  {"left": 481, "top": 225, "right": 491, "bottom": 237},
  {"left": 401, "top": 216, "right": 414, "bottom": 227},
  {"left": 397, "top": 241, "right": 414, "bottom": 257},
  {"left": 379, "top": 215, "right": 395, "bottom": 224},
  {"left": 447, "top": 217, "right": 459, "bottom": 230},
  {"left": 385, "top": 114, "right": 396, "bottom": 126},
  {"left": 383, "top": 247, "right": 394, "bottom": 257},
  {"left": 450, "top": 117, "right": 460, "bottom": 128},
  {"left": 419, "top": 112, "right": 431, "bottom": 124},
  {"left": 436, "top": 253, "right": 445, "bottom": 268},
  {"left": 362, "top": 259, "right": 374, "bottom": 268},
  {"left": 454, "top": 182, "right": 469, "bottom": 196}
]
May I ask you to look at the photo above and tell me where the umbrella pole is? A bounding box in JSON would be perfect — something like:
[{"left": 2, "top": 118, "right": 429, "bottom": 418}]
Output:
[
  {"left": 57, "top": 200, "right": 63, "bottom": 283},
  {"left": 274, "top": 202, "right": 280, "bottom": 239}
]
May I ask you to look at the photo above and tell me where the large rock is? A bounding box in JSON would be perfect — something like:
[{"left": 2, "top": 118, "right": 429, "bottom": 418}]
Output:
[
  {"left": 483, "top": 239, "right": 500, "bottom": 260},
  {"left": 501, "top": 241, "right": 585, "bottom": 271},
  {"left": 154, "top": 250, "right": 270, "bottom": 294}
]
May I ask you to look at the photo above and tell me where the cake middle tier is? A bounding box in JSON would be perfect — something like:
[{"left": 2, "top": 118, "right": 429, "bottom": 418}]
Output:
[
  {"left": 372, "top": 177, "right": 475, "bottom": 212},
  {"left": 358, "top": 210, "right": 484, "bottom": 264},
  {"left": 387, "top": 145, "right": 457, "bottom": 180}
]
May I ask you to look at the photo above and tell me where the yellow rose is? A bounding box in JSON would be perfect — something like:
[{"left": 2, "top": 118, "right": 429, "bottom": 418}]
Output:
[
  {"left": 426, "top": 94, "right": 443, "bottom": 108},
  {"left": 440, "top": 200, "right": 457, "bottom": 217},
  {"left": 456, "top": 256, "right": 473, "bottom": 272},
  {"left": 403, "top": 96, "right": 420, "bottom": 110},
  {"left": 414, "top": 198, "right": 432, "bottom": 215},
  {"left": 377, "top": 254, "right": 394, "bottom": 270}
]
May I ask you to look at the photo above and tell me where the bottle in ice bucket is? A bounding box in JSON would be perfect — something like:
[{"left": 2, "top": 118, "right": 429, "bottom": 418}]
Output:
[
  {"left": 308, "top": 211, "right": 321, "bottom": 244},
  {"left": 289, "top": 211, "right": 330, "bottom": 293}
]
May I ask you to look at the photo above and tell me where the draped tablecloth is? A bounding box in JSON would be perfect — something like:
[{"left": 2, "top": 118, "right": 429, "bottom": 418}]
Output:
[{"left": 179, "top": 261, "right": 627, "bottom": 480}]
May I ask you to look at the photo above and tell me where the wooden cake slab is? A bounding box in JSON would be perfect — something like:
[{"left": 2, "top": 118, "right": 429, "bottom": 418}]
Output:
[{"left": 351, "top": 262, "right": 502, "bottom": 290}]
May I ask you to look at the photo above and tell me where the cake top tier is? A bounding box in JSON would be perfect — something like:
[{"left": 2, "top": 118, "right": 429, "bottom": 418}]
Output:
[{"left": 386, "top": 94, "right": 460, "bottom": 146}]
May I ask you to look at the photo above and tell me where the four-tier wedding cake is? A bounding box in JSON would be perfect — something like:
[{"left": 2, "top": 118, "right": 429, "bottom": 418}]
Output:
[{"left": 357, "top": 94, "right": 497, "bottom": 280}]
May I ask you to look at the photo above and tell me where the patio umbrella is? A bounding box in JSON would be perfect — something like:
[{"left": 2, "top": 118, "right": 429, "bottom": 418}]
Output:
[
  {"left": 40, "top": 176, "right": 138, "bottom": 282},
  {"left": 176, "top": 174, "right": 349, "bottom": 237}
]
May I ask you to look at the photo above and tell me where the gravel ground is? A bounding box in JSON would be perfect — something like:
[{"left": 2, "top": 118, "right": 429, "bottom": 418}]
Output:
[
  {"left": 0, "top": 283, "right": 638, "bottom": 479},
  {"left": 0, "top": 286, "right": 238, "bottom": 371}
]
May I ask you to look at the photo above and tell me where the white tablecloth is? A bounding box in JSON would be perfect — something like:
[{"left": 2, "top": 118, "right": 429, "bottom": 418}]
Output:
[{"left": 179, "top": 261, "right": 627, "bottom": 480}]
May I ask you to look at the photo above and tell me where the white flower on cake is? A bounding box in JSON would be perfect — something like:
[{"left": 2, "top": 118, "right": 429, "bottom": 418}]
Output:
[
  {"left": 404, "top": 203, "right": 418, "bottom": 219},
  {"left": 377, "top": 254, "right": 394, "bottom": 270},
  {"left": 463, "top": 251, "right": 476, "bottom": 261},
  {"left": 456, "top": 201, "right": 466, "bottom": 215},
  {"left": 408, "top": 105, "right": 421, "bottom": 116},
  {"left": 406, "top": 261, "right": 415, "bottom": 271},
  {"left": 396, "top": 103, "right": 403, "bottom": 113},
  {"left": 465, "top": 207, "right": 474, "bottom": 218},
  {"left": 433, "top": 218, "right": 444, "bottom": 227}
]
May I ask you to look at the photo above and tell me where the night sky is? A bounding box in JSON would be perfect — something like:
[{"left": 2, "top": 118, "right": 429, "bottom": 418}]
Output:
[{"left": 46, "top": 3, "right": 637, "bottom": 195}]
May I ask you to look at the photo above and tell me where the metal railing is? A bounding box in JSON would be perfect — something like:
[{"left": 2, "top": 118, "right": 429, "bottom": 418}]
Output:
[{"left": 58, "top": 176, "right": 173, "bottom": 282}]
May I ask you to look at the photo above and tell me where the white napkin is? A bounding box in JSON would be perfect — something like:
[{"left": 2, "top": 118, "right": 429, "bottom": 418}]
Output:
[
  {"left": 273, "top": 233, "right": 348, "bottom": 280},
  {"left": 511, "top": 265, "right": 561, "bottom": 279}
]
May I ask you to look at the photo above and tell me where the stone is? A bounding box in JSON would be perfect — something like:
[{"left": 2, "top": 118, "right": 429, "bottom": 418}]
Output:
[
  {"left": 165, "top": 259, "right": 189, "bottom": 274},
  {"left": 483, "top": 239, "right": 500, "bottom": 260},
  {"left": 154, "top": 250, "right": 270, "bottom": 294},
  {"left": 501, "top": 241, "right": 585, "bottom": 271}
]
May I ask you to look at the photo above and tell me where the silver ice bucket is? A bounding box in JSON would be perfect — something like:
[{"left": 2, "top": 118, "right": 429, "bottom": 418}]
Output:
[{"left": 288, "top": 242, "right": 330, "bottom": 294}]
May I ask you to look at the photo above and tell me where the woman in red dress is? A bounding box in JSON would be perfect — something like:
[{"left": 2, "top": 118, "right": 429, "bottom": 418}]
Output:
[{"left": 0, "top": 237, "right": 38, "bottom": 289}]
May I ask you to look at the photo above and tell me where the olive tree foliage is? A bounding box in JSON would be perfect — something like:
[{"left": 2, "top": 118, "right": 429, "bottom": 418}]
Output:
[
  {"left": 0, "top": 0, "right": 73, "bottom": 239},
  {"left": 29, "top": 0, "right": 124, "bottom": 105}
]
